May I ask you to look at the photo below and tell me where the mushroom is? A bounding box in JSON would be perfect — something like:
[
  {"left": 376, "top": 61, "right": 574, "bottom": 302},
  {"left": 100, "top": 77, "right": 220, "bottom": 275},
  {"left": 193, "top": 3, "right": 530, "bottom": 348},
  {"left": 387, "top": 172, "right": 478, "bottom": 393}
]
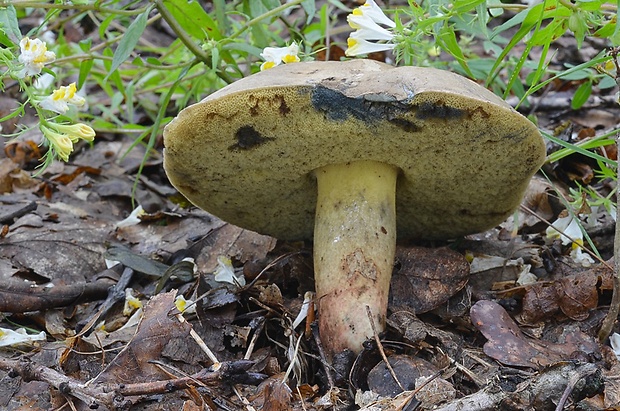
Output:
[{"left": 163, "top": 59, "right": 545, "bottom": 356}]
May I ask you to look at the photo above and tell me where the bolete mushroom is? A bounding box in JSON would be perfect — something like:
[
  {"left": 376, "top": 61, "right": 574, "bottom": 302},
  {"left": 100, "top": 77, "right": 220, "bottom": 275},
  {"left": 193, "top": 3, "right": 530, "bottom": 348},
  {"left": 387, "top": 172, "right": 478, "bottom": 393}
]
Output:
[{"left": 163, "top": 59, "right": 545, "bottom": 356}]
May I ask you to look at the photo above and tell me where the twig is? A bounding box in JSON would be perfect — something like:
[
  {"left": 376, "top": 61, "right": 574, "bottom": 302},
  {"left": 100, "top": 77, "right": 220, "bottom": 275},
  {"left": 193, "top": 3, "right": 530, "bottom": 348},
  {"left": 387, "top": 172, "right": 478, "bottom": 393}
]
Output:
[
  {"left": 365, "top": 305, "right": 404, "bottom": 392},
  {"left": 0, "top": 276, "right": 114, "bottom": 312},
  {"left": 555, "top": 371, "right": 580, "bottom": 411},
  {"left": 0, "top": 357, "right": 260, "bottom": 409},
  {"left": 311, "top": 322, "right": 335, "bottom": 389},
  {"left": 75, "top": 266, "right": 134, "bottom": 336},
  {"left": 598, "top": 127, "right": 620, "bottom": 342},
  {"left": 175, "top": 313, "right": 220, "bottom": 366},
  {"left": 0, "top": 200, "right": 37, "bottom": 224}
]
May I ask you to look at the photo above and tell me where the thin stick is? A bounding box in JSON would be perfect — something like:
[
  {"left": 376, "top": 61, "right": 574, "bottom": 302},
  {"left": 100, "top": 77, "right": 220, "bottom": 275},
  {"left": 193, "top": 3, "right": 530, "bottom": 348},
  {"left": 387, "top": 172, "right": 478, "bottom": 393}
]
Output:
[
  {"left": 365, "top": 305, "right": 404, "bottom": 392},
  {"left": 598, "top": 131, "right": 620, "bottom": 342},
  {"left": 311, "top": 322, "right": 334, "bottom": 389},
  {"left": 176, "top": 314, "right": 219, "bottom": 366}
]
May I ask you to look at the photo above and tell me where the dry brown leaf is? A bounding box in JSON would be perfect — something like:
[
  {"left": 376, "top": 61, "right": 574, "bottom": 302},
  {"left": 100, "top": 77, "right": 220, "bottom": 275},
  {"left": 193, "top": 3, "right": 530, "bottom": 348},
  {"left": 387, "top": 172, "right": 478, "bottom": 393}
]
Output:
[
  {"left": 91, "top": 290, "right": 191, "bottom": 385},
  {"left": 389, "top": 246, "right": 469, "bottom": 314},
  {"left": 471, "top": 300, "right": 599, "bottom": 369},
  {"left": 519, "top": 263, "right": 613, "bottom": 324}
]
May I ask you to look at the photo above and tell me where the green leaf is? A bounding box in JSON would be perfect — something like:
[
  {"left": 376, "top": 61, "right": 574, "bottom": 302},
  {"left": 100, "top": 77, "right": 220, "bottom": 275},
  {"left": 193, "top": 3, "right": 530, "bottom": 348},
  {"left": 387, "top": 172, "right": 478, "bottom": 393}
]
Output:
[
  {"left": 78, "top": 38, "right": 92, "bottom": 53},
  {"left": 301, "top": 0, "right": 316, "bottom": 25},
  {"left": 0, "top": 104, "right": 23, "bottom": 122},
  {"left": 543, "top": 131, "right": 617, "bottom": 167},
  {"left": 162, "top": 0, "right": 222, "bottom": 40},
  {"left": 77, "top": 58, "right": 94, "bottom": 90},
  {"left": 105, "top": 7, "right": 151, "bottom": 82},
  {"left": 0, "top": 5, "right": 21, "bottom": 45},
  {"left": 438, "top": 25, "right": 473, "bottom": 78},
  {"left": 487, "top": 3, "right": 544, "bottom": 88},
  {"left": 613, "top": 5, "right": 620, "bottom": 45},
  {"left": 212, "top": 0, "right": 229, "bottom": 33},
  {"left": 452, "top": 0, "right": 485, "bottom": 13},
  {"left": 571, "top": 80, "right": 592, "bottom": 110},
  {"left": 102, "top": 47, "right": 125, "bottom": 95}
]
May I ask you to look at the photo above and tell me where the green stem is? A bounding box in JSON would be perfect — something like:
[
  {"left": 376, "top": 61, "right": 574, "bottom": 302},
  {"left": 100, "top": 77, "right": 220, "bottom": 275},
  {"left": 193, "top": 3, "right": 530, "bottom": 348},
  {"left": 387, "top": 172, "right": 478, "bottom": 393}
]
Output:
[
  {"left": 154, "top": 0, "right": 233, "bottom": 84},
  {"left": 228, "top": 0, "right": 306, "bottom": 40},
  {"left": 0, "top": 1, "right": 148, "bottom": 16}
]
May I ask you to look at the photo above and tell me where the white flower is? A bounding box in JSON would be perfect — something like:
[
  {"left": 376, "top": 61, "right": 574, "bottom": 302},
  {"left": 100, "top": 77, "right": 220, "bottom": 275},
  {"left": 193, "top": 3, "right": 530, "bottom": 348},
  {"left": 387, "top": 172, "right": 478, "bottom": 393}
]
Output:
[
  {"left": 570, "top": 241, "right": 594, "bottom": 267},
  {"left": 546, "top": 214, "right": 594, "bottom": 267},
  {"left": 40, "top": 121, "right": 96, "bottom": 162},
  {"left": 346, "top": 36, "right": 395, "bottom": 56},
  {"left": 123, "top": 288, "right": 143, "bottom": 316},
  {"left": 345, "top": 0, "right": 396, "bottom": 57},
  {"left": 348, "top": 12, "right": 395, "bottom": 41},
  {"left": 260, "top": 43, "right": 300, "bottom": 71},
  {"left": 40, "top": 125, "right": 74, "bottom": 162},
  {"left": 16, "top": 37, "right": 55, "bottom": 78},
  {"left": 213, "top": 255, "right": 246, "bottom": 286},
  {"left": 40, "top": 82, "right": 85, "bottom": 114},
  {"left": 353, "top": 0, "right": 396, "bottom": 28},
  {"left": 116, "top": 205, "right": 145, "bottom": 228},
  {"left": 292, "top": 291, "right": 314, "bottom": 329},
  {"left": 0, "top": 327, "right": 46, "bottom": 347},
  {"left": 545, "top": 214, "right": 582, "bottom": 246}
]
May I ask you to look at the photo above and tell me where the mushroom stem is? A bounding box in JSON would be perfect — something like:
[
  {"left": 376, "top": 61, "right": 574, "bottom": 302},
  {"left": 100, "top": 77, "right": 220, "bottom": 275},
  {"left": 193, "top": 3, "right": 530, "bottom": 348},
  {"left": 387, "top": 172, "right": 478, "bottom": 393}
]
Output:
[{"left": 313, "top": 160, "right": 398, "bottom": 356}]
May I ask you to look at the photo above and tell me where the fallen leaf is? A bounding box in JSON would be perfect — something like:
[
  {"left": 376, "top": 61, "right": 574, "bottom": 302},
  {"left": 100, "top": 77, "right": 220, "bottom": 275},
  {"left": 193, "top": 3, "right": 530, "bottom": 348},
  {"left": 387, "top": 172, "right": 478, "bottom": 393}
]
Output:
[
  {"left": 91, "top": 290, "right": 192, "bottom": 384},
  {"left": 471, "top": 300, "right": 599, "bottom": 369},
  {"left": 519, "top": 263, "right": 613, "bottom": 323},
  {"left": 389, "top": 246, "right": 469, "bottom": 314}
]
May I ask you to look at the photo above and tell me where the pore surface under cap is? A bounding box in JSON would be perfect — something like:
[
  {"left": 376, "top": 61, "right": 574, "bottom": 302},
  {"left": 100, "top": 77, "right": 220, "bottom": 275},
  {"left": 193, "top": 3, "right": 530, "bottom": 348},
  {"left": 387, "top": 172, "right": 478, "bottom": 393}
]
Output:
[{"left": 163, "top": 59, "right": 545, "bottom": 241}]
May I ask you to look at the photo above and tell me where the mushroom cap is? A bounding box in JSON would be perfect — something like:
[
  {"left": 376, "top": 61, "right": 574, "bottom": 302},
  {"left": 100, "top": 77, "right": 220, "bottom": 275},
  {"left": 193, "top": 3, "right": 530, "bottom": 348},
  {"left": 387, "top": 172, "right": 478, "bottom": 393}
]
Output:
[{"left": 163, "top": 60, "right": 545, "bottom": 241}]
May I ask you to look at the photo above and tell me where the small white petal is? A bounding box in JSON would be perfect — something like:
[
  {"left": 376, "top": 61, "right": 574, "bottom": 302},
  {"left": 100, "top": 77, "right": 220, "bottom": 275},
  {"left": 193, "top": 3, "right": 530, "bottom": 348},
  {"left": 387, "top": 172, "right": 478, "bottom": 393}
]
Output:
[
  {"left": 292, "top": 291, "right": 314, "bottom": 329},
  {"left": 175, "top": 295, "right": 196, "bottom": 314},
  {"left": 610, "top": 333, "right": 620, "bottom": 360},
  {"left": 213, "top": 255, "right": 246, "bottom": 286},
  {"left": 356, "top": 0, "right": 396, "bottom": 28},
  {"left": 0, "top": 327, "right": 46, "bottom": 347},
  {"left": 545, "top": 215, "right": 582, "bottom": 246},
  {"left": 115, "top": 205, "right": 145, "bottom": 228},
  {"left": 570, "top": 245, "right": 594, "bottom": 267},
  {"left": 345, "top": 36, "right": 395, "bottom": 56}
]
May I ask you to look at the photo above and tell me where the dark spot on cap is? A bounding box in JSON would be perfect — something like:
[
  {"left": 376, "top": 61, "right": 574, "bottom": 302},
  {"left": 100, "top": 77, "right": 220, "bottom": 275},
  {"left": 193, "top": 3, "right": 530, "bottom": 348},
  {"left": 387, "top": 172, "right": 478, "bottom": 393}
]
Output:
[
  {"left": 279, "top": 98, "right": 290, "bottom": 116},
  {"left": 388, "top": 118, "right": 420, "bottom": 132},
  {"left": 231, "top": 126, "right": 273, "bottom": 150},
  {"left": 310, "top": 85, "right": 412, "bottom": 125},
  {"left": 416, "top": 102, "right": 464, "bottom": 120}
]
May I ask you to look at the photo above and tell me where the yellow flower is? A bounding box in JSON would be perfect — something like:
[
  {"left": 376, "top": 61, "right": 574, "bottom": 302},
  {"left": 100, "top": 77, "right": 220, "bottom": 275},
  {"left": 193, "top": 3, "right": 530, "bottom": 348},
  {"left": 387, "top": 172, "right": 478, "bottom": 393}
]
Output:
[
  {"left": 260, "top": 43, "right": 300, "bottom": 71},
  {"left": 40, "top": 83, "right": 85, "bottom": 114},
  {"left": 123, "top": 288, "right": 143, "bottom": 316},
  {"left": 51, "top": 123, "right": 95, "bottom": 143},
  {"left": 16, "top": 37, "right": 56, "bottom": 78},
  {"left": 40, "top": 125, "right": 74, "bottom": 162},
  {"left": 175, "top": 295, "right": 196, "bottom": 314}
]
